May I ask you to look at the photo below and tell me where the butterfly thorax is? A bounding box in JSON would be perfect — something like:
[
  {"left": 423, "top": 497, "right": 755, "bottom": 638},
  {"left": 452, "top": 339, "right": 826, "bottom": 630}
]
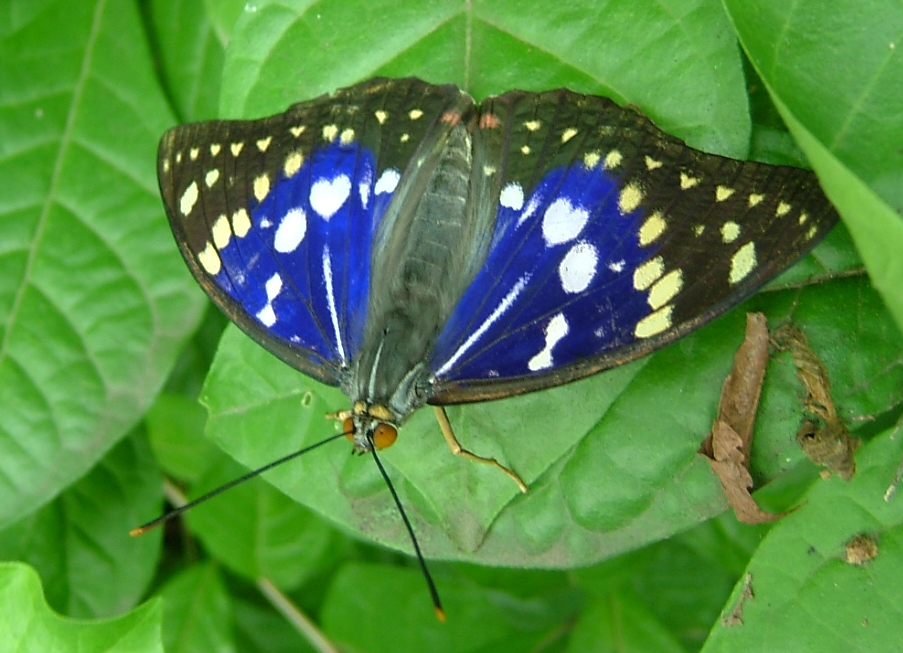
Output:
[{"left": 346, "top": 114, "right": 497, "bottom": 430}]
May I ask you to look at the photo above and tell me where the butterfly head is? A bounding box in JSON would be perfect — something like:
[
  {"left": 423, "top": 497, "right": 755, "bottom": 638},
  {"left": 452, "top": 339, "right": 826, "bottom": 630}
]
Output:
[{"left": 343, "top": 401, "right": 399, "bottom": 452}]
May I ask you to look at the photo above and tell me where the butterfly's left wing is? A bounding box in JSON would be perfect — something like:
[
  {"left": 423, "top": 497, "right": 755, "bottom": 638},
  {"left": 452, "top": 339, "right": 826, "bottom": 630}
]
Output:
[
  {"left": 157, "top": 78, "right": 470, "bottom": 386},
  {"left": 428, "top": 88, "right": 838, "bottom": 403}
]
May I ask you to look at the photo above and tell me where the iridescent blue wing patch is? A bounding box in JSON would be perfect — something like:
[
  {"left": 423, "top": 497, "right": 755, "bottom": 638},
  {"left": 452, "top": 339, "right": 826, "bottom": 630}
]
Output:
[
  {"left": 158, "top": 79, "right": 471, "bottom": 386},
  {"left": 428, "top": 89, "right": 837, "bottom": 402}
]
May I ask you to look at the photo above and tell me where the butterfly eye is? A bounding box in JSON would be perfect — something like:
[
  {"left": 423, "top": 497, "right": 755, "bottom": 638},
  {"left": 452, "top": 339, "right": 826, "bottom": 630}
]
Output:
[
  {"left": 372, "top": 423, "right": 398, "bottom": 450},
  {"left": 343, "top": 417, "right": 354, "bottom": 440}
]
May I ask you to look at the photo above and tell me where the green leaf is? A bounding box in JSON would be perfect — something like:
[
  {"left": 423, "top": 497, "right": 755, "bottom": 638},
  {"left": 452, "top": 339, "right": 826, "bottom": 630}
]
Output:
[
  {"left": 320, "top": 561, "right": 579, "bottom": 652},
  {"left": 147, "top": 0, "right": 229, "bottom": 123},
  {"left": 0, "top": 429, "right": 162, "bottom": 618},
  {"left": 702, "top": 426, "right": 903, "bottom": 652},
  {"left": 0, "top": 562, "right": 163, "bottom": 653},
  {"left": 187, "top": 456, "right": 351, "bottom": 589},
  {"left": 146, "top": 392, "right": 218, "bottom": 483},
  {"left": 723, "top": 0, "right": 903, "bottom": 330},
  {"left": 0, "top": 0, "right": 206, "bottom": 528},
  {"left": 159, "top": 563, "right": 233, "bottom": 653},
  {"left": 567, "top": 591, "right": 686, "bottom": 653},
  {"left": 196, "top": 0, "right": 902, "bottom": 569}
]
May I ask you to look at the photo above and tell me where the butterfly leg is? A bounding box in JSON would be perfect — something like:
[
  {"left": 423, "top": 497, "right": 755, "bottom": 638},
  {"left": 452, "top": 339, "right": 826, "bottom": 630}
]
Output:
[{"left": 433, "top": 406, "right": 528, "bottom": 493}]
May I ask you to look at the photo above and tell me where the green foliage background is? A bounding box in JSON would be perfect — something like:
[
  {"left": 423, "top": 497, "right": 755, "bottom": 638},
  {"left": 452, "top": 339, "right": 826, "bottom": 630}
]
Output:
[{"left": 0, "top": 0, "right": 902, "bottom": 651}]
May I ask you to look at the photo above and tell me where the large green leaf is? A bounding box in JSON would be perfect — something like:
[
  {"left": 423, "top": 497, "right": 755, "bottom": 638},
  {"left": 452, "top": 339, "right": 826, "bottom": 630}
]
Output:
[
  {"left": 3, "top": 0, "right": 901, "bottom": 651},
  {"left": 0, "top": 430, "right": 162, "bottom": 618},
  {"left": 0, "top": 0, "right": 206, "bottom": 528},
  {"left": 0, "top": 562, "right": 162, "bottom": 653},
  {"left": 198, "top": 0, "right": 901, "bottom": 568}
]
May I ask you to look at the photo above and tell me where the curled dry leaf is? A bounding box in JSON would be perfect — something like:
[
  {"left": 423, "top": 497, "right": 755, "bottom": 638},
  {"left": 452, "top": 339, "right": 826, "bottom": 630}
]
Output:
[
  {"left": 772, "top": 323, "right": 859, "bottom": 480},
  {"left": 700, "top": 313, "right": 785, "bottom": 524}
]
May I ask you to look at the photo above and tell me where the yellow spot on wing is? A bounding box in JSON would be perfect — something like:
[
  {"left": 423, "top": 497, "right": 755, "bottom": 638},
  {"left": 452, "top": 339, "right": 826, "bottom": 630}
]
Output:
[
  {"left": 680, "top": 172, "right": 700, "bottom": 189},
  {"left": 190, "top": 147, "right": 199, "bottom": 161},
  {"left": 648, "top": 269, "right": 683, "bottom": 310},
  {"left": 253, "top": 174, "right": 270, "bottom": 202},
  {"left": 716, "top": 186, "right": 735, "bottom": 201},
  {"left": 603, "top": 150, "right": 623, "bottom": 170},
  {"left": 729, "top": 242, "right": 757, "bottom": 284},
  {"left": 289, "top": 125, "right": 305, "bottom": 137},
  {"left": 400, "top": 133, "right": 409, "bottom": 143},
  {"left": 340, "top": 128, "right": 355, "bottom": 145},
  {"left": 232, "top": 208, "right": 251, "bottom": 238},
  {"left": 205, "top": 169, "right": 220, "bottom": 188},
  {"left": 721, "top": 221, "right": 740, "bottom": 243},
  {"left": 748, "top": 193, "right": 764, "bottom": 207},
  {"left": 524, "top": 120, "right": 541, "bottom": 131},
  {"left": 284, "top": 151, "right": 304, "bottom": 178},
  {"left": 198, "top": 242, "right": 221, "bottom": 275},
  {"left": 409, "top": 109, "right": 424, "bottom": 120},
  {"left": 561, "top": 128, "right": 578, "bottom": 143},
  {"left": 212, "top": 214, "right": 231, "bottom": 249},
  {"left": 322, "top": 124, "right": 338, "bottom": 141},
  {"left": 639, "top": 211, "right": 666, "bottom": 246},
  {"left": 645, "top": 156, "right": 663, "bottom": 170},
  {"left": 583, "top": 151, "right": 601, "bottom": 168},
  {"left": 776, "top": 201, "right": 791, "bottom": 216},
  {"left": 230, "top": 142, "right": 244, "bottom": 157},
  {"left": 618, "top": 182, "right": 643, "bottom": 214},
  {"left": 374, "top": 110, "right": 388, "bottom": 124},
  {"left": 179, "top": 181, "right": 199, "bottom": 216},
  {"left": 635, "top": 305, "right": 674, "bottom": 338},
  {"left": 521, "top": 145, "right": 531, "bottom": 155},
  {"left": 633, "top": 256, "right": 664, "bottom": 291},
  {"left": 256, "top": 136, "right": 272, "bottom": 152},
  {"left": 210, "top": 143, "right": 221, "bottom": 156}
]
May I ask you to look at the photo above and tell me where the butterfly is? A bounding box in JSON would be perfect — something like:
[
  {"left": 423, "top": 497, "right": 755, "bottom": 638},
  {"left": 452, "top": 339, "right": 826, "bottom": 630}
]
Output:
[{"left": 155, "top": 77, "right": 837, "bottom": 609}]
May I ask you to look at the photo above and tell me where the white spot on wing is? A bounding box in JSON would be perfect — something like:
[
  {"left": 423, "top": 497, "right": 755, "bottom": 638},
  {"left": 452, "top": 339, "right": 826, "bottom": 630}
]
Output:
[
  {"left": 542, "top": 198, "right": 589, "bottom": 246},
  {"left": 256, "top": 304, "right": 276, "bottom": 327},
  {"left": 310, "top": 175, "right": 351, "bottom": 220},
  {"left": 435, "top": 274, "right": 531, "bottom": 377},
  {"left": 265, "top": 273, "right": 283, "bottom": 300},
  {"left": 500, "top": 183, "right": 524, "bottom": 210},
  {"left": 528, "top": 313, "right": 569, "bottom": 371},
  {"left": 255, "top": 273, "right": 283, "bottom": 327},
  {"left": 359, "top": 168, "right": 372, "bottom": 208},
  {"left": 559, "top": 242, "right": 598, "bottom": 294},
  {"left": 375, "top": 169, "right": 400, "bottom": 195},
  {"left": 274, "top": 207, "right": 307, "bottom": 253},
  {"left": 322, "top": 245, "right": 346, "bottom": 362},
  {"left": 516, "top": 195, "right": 541, "bottom": 228}
]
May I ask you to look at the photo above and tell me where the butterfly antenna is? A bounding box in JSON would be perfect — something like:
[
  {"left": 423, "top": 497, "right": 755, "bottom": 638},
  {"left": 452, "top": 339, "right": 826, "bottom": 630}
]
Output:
[
  {"left": 130, "top": 432, "right": 346, "bottom": 536},
  {"left": 368, "top": 443, "right": 446, "bottom": 622}
]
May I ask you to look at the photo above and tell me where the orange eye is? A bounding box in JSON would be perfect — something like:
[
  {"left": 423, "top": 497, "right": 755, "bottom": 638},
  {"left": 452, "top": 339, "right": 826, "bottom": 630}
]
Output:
[
  {"left": 343, "top": 417, "right": 354, "bottom": 441},
  {"left": 372, "top": 423, "right": 397, "bottom": 450}
]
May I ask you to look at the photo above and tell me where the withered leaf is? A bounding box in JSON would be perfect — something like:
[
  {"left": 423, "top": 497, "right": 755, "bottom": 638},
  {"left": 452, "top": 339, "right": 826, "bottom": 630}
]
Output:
[
  {"left": 701, "top": 313, "right": 785, "bottom": 524},
  {"left": 773, "top": 323, "right": 859, "bottom": 480}
]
